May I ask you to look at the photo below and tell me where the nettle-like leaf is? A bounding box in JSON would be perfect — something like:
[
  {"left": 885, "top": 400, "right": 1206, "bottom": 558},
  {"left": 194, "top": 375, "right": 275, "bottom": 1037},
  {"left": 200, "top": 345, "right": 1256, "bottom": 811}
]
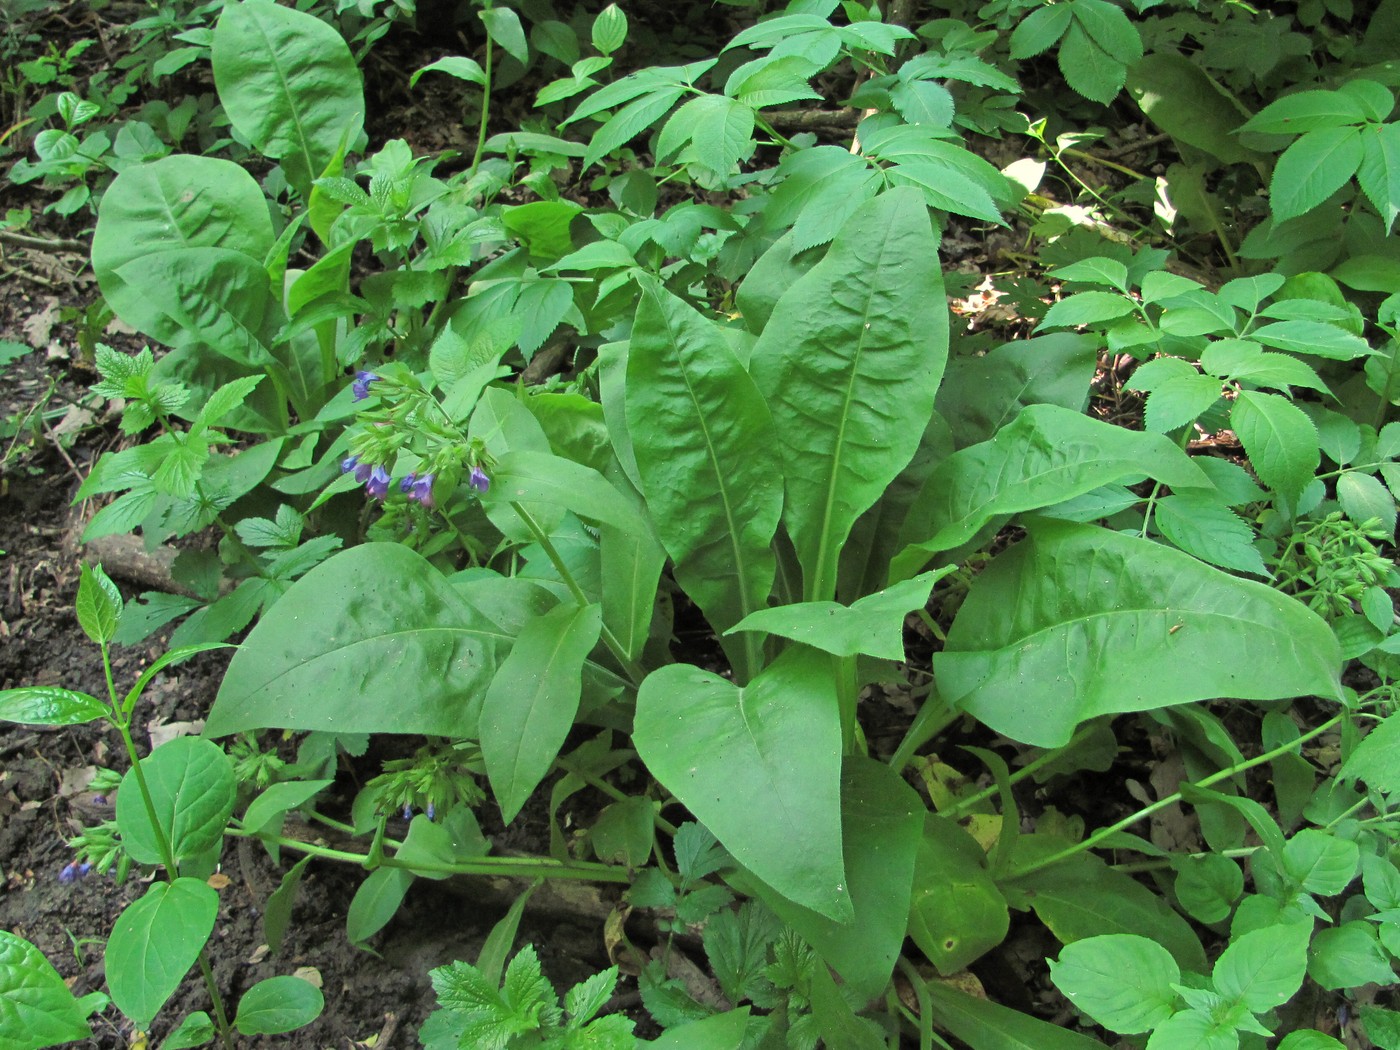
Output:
[
  {"left": 935, "top": 519, "right": 1342, "bottom": 747},
  {"left": 1049, "top": 934, "right": 1181, "bottom": 1035},
  {"left": 1229, "top": 390, "right": 1320, "bottom": 504}
]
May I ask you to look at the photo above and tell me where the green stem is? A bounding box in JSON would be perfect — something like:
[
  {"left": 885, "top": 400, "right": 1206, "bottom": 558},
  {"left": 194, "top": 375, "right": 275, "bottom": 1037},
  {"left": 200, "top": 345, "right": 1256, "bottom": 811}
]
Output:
[
  {"left": 942, "top": 724, "right": 1098, "bottom": 820},
  {"left": 1008, "top": 712, "right": 1346, "bottom": 879},
  {"left": 556, "top": 757, "right": 678, "bottom": 836},
  {"left": 509, "top": 501, "right": 646, "bottom": 684},
  {"left": 468, "top": 35, "right": 494, "bottom": 185}
]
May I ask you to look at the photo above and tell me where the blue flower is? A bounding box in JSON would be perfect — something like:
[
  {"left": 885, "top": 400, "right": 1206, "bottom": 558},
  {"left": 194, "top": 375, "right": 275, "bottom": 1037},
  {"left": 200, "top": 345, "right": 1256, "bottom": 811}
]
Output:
[
  {"left": 58, "top": 862, "right": 78, "bottom": 884},
  {"left": 341, "top": 454, "right": 360, "bottom": 475},
  {"left": 426, "top": 801, "right": 436, "bottom": 821},
  {"left": 468, "top": 466, "right": 490, "bottom": 494},
  {"left": 402, "top": 804, "right": 413, "bottom": 821},
  {"left": 400, "top": 472, "right": 435, "bottom": 507},
  {"left": 352, "top": 371, "right": 381, "bottom": 401},
  {"left": 365, "top": 465, "right": 392, "bottom": 499}
]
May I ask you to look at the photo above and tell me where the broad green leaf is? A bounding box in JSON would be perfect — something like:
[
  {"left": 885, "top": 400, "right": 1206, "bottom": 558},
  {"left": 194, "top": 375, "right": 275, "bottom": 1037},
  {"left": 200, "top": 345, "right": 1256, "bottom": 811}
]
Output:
[
  {"left": 116, "top": 737, "right": 236, "bottom": 865},
  {"left": 1009, "top": 4, "right": 1073, "bottom": 59},
  {"left": 1049, "top": 257, "right": 1129, "bottom": 289},
  {"left": 1242, "top": 90, "right": 1369, "bottom": 135},
  {"left": 923, "top": 978, "right": 1106, "bottom": 1050},
  {"left": 1143, "top": 373, "right": 1225, "bottom": 433},
  {"left": 485, "top": 450, "right": 654, "bottom": 538},
  {"left": 1036, "top": 290, "right": 1136, "bottom": 330},
  {"left": 736, "top": 232, "right": 820, "bottom": 336},
  {"left": 1270, "top": 126, "right": 1364, "bottom": 223},
  {"left": 162, "top": 1011, "right": 214, "bottom": 1050},
  {"left": 627, "top": 283, "right": 782, "bottom": 680},
  {"left": 1213, "top": 921, "right": 1310, "bottom": 1012},
  {"left": 77, "top": 563, "right": 123, "bottom": 644},
  {"left": 1175, "top": 854, "right": 1244, "bottom": 924},
  {"left": 1127, "top": 52, "right": 1261, "bottom": 168},
  {"left": 1146, "top": 1009, "right": 1237, "bottom": 1050},
  {"left": 935, "top": 333, "right": 1099, "bottom": 449},
  {"left": 212, "top": 1, "right": 365, "bottom": 197},
  {"left": 1358, "top": 122, "right": 1400, "bottom": 231},
  {"left": 1278, "top": 1031, "right": 1347, "bottom": 1050},
  {"left": 681, "top": 94, "right": 754, "bottom": 173},
  {"left": 763, "top": 146, "right": 882, "bottom": 252},
  {"left": 909, "top": 815, "right": 1009, "bottom": 975},
  {"left": 887, "top": 156, "right": 1005, "bottom": 224},
  {"left": 1200, "top": 339, "right": 1329, "bottom": 393},
  {"left": 1338, "top": 470, "right": 1397, "bottom": 537},
  {"left": 479, "top": 7, "right": 528, "bottom": 65},
  {"left": 207, "top": 544, "right": 503, "bottom": 739},
  {"left": 893, "top": 404, "right": 1207, "bottom": 577},
  {"left": 481, "top": 603, "right": 602, "bottom": 823},
  {"left": 1308, "top": 922, "right": 1395, "bottom": 990},
  {"left": 646, "top": 1008, "right": 750, "bottom": 1049},
  {"left": 107, "top": 878, "right": 218, "bottom": 1029},
  {"left": 583, "top": 87, "right": 685, "bottom": 170},
  {"left": 410, "top": 56, "right": 486, "bottom": 88},
  {"left": 0, "top": 930, "right": 92, "bottom": 1049},
  {"left": 240, "top": 779, "right": 334, "bottom": 837},
  {"left": 728, "top": 55, "right": 823, "bottom": 109},
  {"left": 1071, "top": 0, "right": 1142, "bottom": 65},
  {"left": 0, "top": 686, "right": 107, "bottom": 726},
  {"left": 1049, "top": 934, "right": 1180, "bottom": 1034},
  {"left": 807, "top": 961, "right": 885, "bottom": 1050},
  {"left": 592, "top": 4, "right": 628, "bottom": 55},
  {"left": 633, "top": 647, "right": 848, "bottom": 921},
  {"left": 727, "top": 569, "right": 953, "bottom": 660},
  {"left": 1283, "top": 829, "right": 1359, "bottom": 896},
  {"left": 346, "top": 866, "right": 414, "bottom": 944},
  {"left": 1005, "top": 847, "right": 1207, "bottom": 973},
  {"left": 234, "top": 976, "right": 325, "bottom": 1035},
  {"left": 1230, "top": 390, "right": 1319, "bottom": 502},
  {"left": 744, "top": 757, "right": 922, "bottom": 1003},
  {"left": 935, "top": 519, "right": 1342, "bottom": 747},
  {"left": 750, "top": 187, "right": 947, "bottom": 602},
  {"left": 1153, "top": 492, "right": 1271, "bottom": 577}
]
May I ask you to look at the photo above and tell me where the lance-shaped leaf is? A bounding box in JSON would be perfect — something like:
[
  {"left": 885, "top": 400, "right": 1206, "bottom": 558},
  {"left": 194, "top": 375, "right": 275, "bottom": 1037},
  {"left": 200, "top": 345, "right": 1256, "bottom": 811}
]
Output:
[
  {"left": 627, "top": 282, "right": 782, "bottom": 680},
  {"left": 481, "top": 602, "right": 602, "bottom": 823},
  {"left": 934, "top": 519, "right": 1343, "bottom": 747},
  {"left": 891, "top": 404, "right": 1208, "bottom": 580},
  {"left": 726, "top": 568, "right": 954, "bottom": 660},
  {"left": 750, "top": 187, "right": 947, "bottom": 603},
  {"left": 206, "top": 544, "right": 502, "bottom": 739},
  {"left": 634, "top": 647, "right": 849, "bottom": 920}
]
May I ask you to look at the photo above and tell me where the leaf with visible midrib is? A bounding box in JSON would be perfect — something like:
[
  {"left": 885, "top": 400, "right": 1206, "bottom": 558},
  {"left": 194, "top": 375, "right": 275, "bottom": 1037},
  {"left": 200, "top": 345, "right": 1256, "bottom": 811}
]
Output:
[
  {"left": 935, "top": 519, "right": 1342, "bottom": 748},
  {"left": 627, "top": 283, "right": 781, "bottom": 680},
  {"left": 0, "top": 930, "right": 93, "bottom": 1049},
  {"left": 633, "top": 647, "right": 849, "bottom": 920},
  {"left": 106, "top": 879, "right": 218, "bottom": 1030},
  {"left": 750, "top": 187, "right": 947, "bottom": 603}
]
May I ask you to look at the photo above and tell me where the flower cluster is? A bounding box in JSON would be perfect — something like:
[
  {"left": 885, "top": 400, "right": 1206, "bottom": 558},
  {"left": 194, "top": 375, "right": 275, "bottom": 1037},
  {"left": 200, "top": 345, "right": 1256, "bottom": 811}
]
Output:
[{"left": 341, "top": 455, "right": 392, "bottom": 499}]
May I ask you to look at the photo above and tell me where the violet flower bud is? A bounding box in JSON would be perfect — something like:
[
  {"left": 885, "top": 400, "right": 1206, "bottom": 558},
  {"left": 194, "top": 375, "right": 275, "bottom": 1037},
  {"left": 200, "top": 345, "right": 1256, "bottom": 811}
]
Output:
[
  {"left": 365, "top": 465, "right": 392, "bottom": 499},
  {"left": 351, "top": 371, "right": 381, "bottom": 401},
  {"left": 468, "top": 466, "right": 489, "bottom": 494}
]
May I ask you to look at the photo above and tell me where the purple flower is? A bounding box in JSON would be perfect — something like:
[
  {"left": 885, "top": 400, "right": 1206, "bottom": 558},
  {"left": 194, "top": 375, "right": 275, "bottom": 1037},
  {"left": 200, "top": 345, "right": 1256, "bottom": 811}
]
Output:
[
  {"left": 78, "top": 862, "right": 92, "bottom": 877},
  {"left": 352, "top": 371, "right": 381, "bottom": 401},
  {"left": 341, "top": 454, "right": 360, "bottom": 475},
  {"left": 468, "top": 466, "right": 490, "bottom": 494},
  {"left": 58, "top": 862, "right": 78, "bottom": 884},
  {"left": 365, "top": 465, "right": 392, "bottom": 499},
  {"left": 400, "top": 472, "right": 435, "bottom": 507},
  {"left": 92, "top": 795, "right": 107, "bottom": 806},
  {"left": 402, "top": 804, "right": 413, "bottom": 820},
  {"left": 426, "top": 801, "right": 436, "bottom": 821}
]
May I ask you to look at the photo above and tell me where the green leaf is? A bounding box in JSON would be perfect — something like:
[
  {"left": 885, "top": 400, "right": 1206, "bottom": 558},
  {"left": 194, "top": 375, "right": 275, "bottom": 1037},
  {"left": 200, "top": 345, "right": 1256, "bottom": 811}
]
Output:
[
  {"left": 0, "top": 930, "right": 93, "bottom": 1049},
  {"left": 107, "top": 879, "right": 219, "bottom": 1029},
  {"left": 1338, "top": 470, "right": 1397, "bottom": 538},
  {"left": 1242, "top": 90, "right": 1369, "bottom": 135},
  {"left": 923, "top": 979, "right": 1107, "bottom": 1050},
  {"left": 1269, "top": 126, "right": 1365, "bottom": 223},
  {"left": 1213, "top": 921, "right": 1310, "bottom": 1013},
  {"left": 1049, "top": 934, "right": 1180, "bottom": 1034},
  {"left": 1070, "top": 0, "right": 1142, "bottom": 66},
  {"left": 263, "top": 855, "right": 312, "bottom": 955},
  {"left": 1154, "top": 492, "right": 1270, "bottom": 577},
  {"left": 234, "top": 976, "right": 324, "bottom": 1036},
  {"left": 1283, "top": 829, "right": 1358, "bottom": 896},
  {"left": 212, "top": 1, "right": 364, "bottom": 197},
  {"left": 893, "top": 404, "right": 1207, "bottom": 575},
  {"left": 1309, "top": 922, "right": 1395, "bottom": 990},
  {"left": 626, "top": 283, "right": 782, "bottom": 681},
  {"left": 633, "top": 647, "right": 848, "bottom": 921},
  {"left": 1175, "top": 854, "right": 1244, "bottom": 924},
  {"left": 728, "top": 55, "right": 823, "bottom": 109},
  {"left": 936, "top": 333, "right": 1099, "bottom": 449},
  {"left": 240, "top": 779, "right": 333, "bottom": 837},
  {"left": 1009, "top": 4, "right": 1073, "bottom": 59},
  {"left": 887, "top": 157, "right": 1006, "bottom": 225},
  {"left": 162, "top": 1010, "right": 214, "bottom": 1049},
  {"left": 727, "top": 569, "right": 953, "bottom": 660},
  {"left": 1057, "top": 22, "right": 1126, "bottom": 105},
  {"left": 486, "top": 450, "right": 654, "bottom": 538},
  {"left": 750, "top": 187, "right": 947, "bottom": 602},
  {"left": 1143, "top": 373, "right": 1225, "bottom": 433},
  {"left": 346, "top": 867, "right": 414, "bottom": 944},
  {"left": 1340, "top": 712, "right": 1400, "bottom": 795},
  {"left": 1127, "top": 52, "right": 1262, "bottom": 168},
  {"left": 645, "top": 1009, "right": 750, "bottom": 1050},
  {"left": 1230, "top": 390, "right": 1320, "bottom": 502},
  {"left": 206, "top": 544, "right": 503, "bottom": 739},
  {"left": 1277, "top": 1030, "right": 1347, "bottom": 1050},
  {"left": 76, "top": 563, "right": 123, "bottom": 645},
  {"left": 481, "top": 603, "right": 602, "bottom": 823},
  {"left": 690, "top": 95, "right": 755, "bottom": 173},
  {"left": 479, "top": 7, "right": 528, "bottom": 65},
  {"left": 935, "top": 519, "right": 1342, "bottom": 747},
  {"left": 744, "top": 757, "right": 923, "bottom": 1003},
  {"left": 1037, "top": 290, "right": 1136, "bottom": 330},
  {"left": 0, "top": 686, "right": 108, "bottom": 726},
  {"left": 591, "top": 4, "right": 628, "bottom": 55},
  {"left": 1006, "top": 847, "right": 1207, "bottom": 973},
  {"left": 908, "top": 815, "right": 1009, "bottom": 975},
  {"left": 583, "top": 87, "right": 685, "bottom": 170},
  {"left": 1250, "top": 319, "right": 1373, "bottom": 360},
  {"left": 116, "top": 737, "right": 236, "bottom": 866},
  {"left": 890, "top": 79, "right": 954, "bottom": 127},
  {"left": 1357, "top": 122, "right": 1400, "bottom": 231},
  {"left": 1200, "top": 339, "right": 1328, "bottom": 393},
  {"left": 410, "top": 56, "right": 486, "bottom": 88}
]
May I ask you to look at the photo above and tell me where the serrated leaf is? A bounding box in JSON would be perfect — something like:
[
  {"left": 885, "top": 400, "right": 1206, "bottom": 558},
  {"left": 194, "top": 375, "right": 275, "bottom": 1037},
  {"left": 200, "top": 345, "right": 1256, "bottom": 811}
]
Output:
[
  {"left": 1071, "top": 0, "right": 1142, "bottom": 65},
  {"left": 1357, "top": 122, "right": 1400, "bottom": 232},
  {"left": 1049, "top": 935, "right": 1180, "bottom": 1034},
  {"left": 1037, "top": 290, "right": 1136, "bottom": 329},
  {"left": 1009, "top": 4, "right": 1073, "bottom": 59},
  {"left": 1154, "top": 493, "right": 1270, "bottom": 576},
  {"left": 1270, "top": 125, "right": 1364, "bottom": 223},
  {"left": 935, "top": 518, "right": 1342, "bottom": 747},
  {"left": 583, "top": 87, "right": 684, "bottom": 169},
  {"left": 1144, "top": 373, "right": 1223, "bottom": 433},
  {"left": 1230, "top": 390, "right": 1319, "bottom": 502},
  {"left": 691, "top": 95, "right": 754, "bottom": 173},
  {"left": 1250, "top": 320, "right": 1373, "bottom": 360},
  {"left": 1337, "top": 470, "right": 1397, "bottom": 537},
  {"left": 1058, "top": 22, "right": 1125, "bottom": 105},
  {"left": 1242, "top": 90, "right": 1368, "bottom": 135}
]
